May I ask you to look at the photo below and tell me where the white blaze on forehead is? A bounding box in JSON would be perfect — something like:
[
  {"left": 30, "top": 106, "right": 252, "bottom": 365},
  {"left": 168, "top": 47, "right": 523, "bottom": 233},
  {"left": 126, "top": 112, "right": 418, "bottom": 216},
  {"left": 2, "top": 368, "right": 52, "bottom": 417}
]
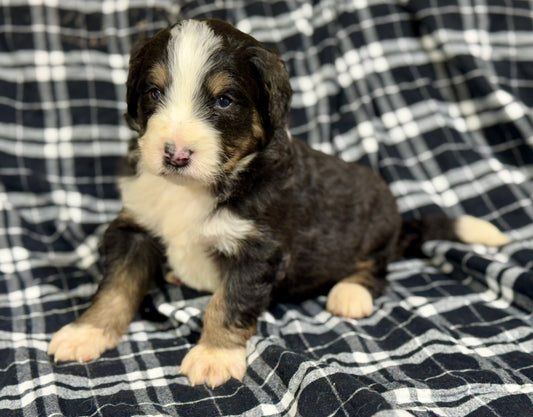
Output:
[
  {"left": 137, "top": 20, "right": 223, "bottom": 184},
  {"left": 167, "top": 20, "right": 222, "bottom": 118}
]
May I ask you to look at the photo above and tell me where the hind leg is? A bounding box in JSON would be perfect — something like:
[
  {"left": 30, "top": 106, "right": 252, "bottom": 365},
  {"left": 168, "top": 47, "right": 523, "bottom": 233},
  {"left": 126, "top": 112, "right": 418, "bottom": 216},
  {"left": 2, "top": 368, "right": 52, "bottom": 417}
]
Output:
[{"left": 326, "top": 261, "right": 385, "bottom": 319}]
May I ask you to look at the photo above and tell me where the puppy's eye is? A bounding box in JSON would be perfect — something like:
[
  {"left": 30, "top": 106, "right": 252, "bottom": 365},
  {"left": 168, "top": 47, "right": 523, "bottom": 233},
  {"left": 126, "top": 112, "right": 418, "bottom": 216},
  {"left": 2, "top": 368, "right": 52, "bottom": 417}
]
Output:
[
  {"left": 215, "top": 95, "right": 232, "bottom": 109},
  {"left": 149, "top": 88, "right": 162, "bottom": 101}
]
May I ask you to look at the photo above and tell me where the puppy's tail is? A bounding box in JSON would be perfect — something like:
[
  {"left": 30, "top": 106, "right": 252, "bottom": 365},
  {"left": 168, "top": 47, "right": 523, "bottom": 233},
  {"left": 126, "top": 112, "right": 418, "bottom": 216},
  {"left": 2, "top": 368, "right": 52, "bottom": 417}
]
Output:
[{"left": 399, "top": 215, "right": 510, "bottom": 257}]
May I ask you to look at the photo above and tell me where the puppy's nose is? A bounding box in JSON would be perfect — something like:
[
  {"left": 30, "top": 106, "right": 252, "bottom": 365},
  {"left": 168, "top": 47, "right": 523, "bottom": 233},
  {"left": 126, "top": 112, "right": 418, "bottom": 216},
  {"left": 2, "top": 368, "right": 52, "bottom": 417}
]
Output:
[{"left": 163, "top": 143, "right": 192, "bottom": 168}]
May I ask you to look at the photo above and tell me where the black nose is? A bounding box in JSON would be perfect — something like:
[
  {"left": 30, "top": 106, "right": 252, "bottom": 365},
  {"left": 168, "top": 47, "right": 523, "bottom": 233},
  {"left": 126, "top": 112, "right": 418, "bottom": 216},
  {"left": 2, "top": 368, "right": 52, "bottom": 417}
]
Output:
[{"left": 163, "top": 143, "right": 192, "bottom": 168}]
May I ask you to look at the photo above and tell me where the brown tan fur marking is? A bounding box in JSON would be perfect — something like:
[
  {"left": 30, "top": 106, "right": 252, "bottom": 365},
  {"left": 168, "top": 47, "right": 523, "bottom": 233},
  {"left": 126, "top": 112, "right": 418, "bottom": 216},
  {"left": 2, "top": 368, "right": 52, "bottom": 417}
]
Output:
[
  {"left": 223, "top": 110, "right": 264, "bottom": 173},
  {"left": 251, "top": 110, "right": 264, "bottom": 142},
  {"left": 200, "top": 287, "right": 256, "bottom": 348},
  {"left": 149, "top": 62, "right": 169, "bottom": 89},
  {"left": 207, "top": 71, "right": 233, "bottom": 97}
]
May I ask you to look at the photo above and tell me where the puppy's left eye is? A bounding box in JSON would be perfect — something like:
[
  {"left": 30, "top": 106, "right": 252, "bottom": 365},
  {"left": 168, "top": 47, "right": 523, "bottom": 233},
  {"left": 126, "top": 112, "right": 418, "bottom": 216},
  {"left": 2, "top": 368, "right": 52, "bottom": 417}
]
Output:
[{"left": 215, "top": 95, "right": 233, "bottom": 109}]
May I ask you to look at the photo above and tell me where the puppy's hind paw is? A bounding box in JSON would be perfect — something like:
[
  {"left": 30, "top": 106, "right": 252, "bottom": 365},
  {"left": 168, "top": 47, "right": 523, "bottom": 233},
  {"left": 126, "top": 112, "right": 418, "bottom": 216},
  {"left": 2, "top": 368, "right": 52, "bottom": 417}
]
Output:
[
  {"left": 48, "top": 323, "right": 121, "bottom": 364},
  {"left": 326, "top": 281, "right": 373, "bottom": 319},
  {"left": 180, "top": 343, "right": 247, "bottom": 388}
]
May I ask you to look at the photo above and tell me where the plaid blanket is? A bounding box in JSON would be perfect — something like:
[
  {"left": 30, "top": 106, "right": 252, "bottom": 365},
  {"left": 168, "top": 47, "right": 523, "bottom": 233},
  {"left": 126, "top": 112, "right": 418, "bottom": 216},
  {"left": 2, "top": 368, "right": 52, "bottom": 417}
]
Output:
[{"left": 1, "top": 1, "right": 533, "bottom": 416}]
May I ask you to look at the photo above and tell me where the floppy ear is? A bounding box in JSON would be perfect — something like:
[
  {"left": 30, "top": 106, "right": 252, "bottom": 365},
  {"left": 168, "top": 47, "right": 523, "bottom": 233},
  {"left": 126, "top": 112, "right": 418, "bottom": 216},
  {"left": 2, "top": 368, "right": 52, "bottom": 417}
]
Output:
[
  {"left": 249, "top": 46, "right": 292, "bottom": 132},
  {"left": 124, "top": 38, "right": 148, "bottom": 132}
]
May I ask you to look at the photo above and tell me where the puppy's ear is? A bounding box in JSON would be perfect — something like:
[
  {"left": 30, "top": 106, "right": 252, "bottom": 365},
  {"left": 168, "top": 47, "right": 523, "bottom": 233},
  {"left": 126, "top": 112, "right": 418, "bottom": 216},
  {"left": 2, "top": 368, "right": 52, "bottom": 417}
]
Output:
[
  {"left": 124, "top": 38, "right": 148, "bottom": 132},
  {"left": 249, "top": 46, "right": 292, "bottom": 132}
]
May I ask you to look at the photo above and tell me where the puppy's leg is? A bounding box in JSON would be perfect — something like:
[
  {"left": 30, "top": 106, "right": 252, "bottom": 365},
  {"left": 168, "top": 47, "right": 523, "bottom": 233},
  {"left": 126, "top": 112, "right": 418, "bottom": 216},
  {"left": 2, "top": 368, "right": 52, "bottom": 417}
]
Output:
[
  {"left": 326, "top": 261, "right": 383, "bottom": 319},
  {"left": 49, "top": 211, "right": 162, "bottom": 363},
  {"left": 180, "top": 245, "right": 278, "bottom": 388},
  {"left": 179, "top": 287, "right": 256, "bottom": 388}
]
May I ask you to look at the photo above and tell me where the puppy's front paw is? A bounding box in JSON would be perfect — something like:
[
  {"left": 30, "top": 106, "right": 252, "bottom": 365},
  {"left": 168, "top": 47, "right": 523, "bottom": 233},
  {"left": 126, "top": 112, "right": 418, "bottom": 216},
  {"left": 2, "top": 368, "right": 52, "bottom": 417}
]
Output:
[
  {"left": 180, "top": 343, "right": 247, "bottom": 388},
  {"left": 48, "top": 323, "right": 120, "bottom": 363},
  {"left": 326, "top": 281, "right": 373, "bottom": 319}
]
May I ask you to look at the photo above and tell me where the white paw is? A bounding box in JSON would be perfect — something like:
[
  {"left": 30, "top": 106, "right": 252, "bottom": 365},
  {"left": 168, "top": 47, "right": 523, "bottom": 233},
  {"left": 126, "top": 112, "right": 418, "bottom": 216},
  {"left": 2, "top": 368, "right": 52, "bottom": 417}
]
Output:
[
  {"left": 326, "top": 282, "right": 373, "bottom": 319},
  {"left": 48, "top": 323, "right": 121, "bottom": 363},
  {"left": 180, "top": 343, "right": 247, "bottom": 388},
  {"left": 454, "top": 215, "right": 510, "bottom": 246}
]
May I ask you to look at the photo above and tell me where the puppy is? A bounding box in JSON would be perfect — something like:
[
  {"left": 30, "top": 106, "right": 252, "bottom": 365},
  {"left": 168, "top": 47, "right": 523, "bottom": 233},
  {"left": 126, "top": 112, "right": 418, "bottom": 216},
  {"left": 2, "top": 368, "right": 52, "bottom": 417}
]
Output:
[{"left": 49, "top": 18, "right": 509, "bottom": 388}]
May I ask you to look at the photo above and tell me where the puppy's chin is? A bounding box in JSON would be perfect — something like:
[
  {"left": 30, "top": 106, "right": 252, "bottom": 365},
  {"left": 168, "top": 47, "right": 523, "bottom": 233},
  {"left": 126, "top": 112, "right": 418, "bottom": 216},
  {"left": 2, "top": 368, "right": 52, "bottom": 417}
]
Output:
[{"left": 159, "top": 169, "right": 209, "bottom": 187}]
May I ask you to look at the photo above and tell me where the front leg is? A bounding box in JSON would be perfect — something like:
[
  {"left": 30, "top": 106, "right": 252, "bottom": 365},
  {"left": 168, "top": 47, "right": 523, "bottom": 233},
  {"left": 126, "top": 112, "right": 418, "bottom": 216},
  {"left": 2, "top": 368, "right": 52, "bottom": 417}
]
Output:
[
  {"left": 180, "top": 244, "right": 280, "bottom": 388},
  {"left": 179, "top": 287, "right": 256, "bottom": 387},
  {"left": 48, "top": 211, "right": 163, "bottom": 363}
]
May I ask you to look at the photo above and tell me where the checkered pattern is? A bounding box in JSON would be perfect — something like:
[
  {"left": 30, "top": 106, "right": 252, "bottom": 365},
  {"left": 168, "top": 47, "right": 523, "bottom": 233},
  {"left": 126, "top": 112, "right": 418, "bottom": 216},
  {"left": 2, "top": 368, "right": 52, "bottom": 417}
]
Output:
[{"left": 1, "top": 0, "right": 533, "bottom": 415}]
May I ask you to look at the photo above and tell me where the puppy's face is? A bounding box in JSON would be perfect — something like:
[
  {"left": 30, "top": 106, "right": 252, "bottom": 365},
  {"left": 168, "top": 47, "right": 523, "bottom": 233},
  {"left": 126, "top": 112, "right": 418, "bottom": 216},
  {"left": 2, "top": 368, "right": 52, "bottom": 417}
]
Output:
[{"left": 125, "top": 19, "right": 292, "bottom": 186}]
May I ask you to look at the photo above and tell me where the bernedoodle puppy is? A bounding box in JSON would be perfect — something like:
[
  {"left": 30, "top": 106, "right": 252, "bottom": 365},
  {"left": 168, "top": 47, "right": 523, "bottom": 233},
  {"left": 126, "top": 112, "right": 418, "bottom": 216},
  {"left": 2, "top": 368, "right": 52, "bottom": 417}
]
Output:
[{"left": 49, "top": 18, "right": 509, "bottom": 388}]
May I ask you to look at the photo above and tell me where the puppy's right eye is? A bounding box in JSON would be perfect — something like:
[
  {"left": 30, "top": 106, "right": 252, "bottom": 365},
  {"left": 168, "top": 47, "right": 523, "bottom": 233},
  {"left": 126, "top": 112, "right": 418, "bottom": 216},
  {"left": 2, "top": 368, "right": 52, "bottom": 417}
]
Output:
[{"left": 148, "top": 88, "right": 162, "bottom": 101}]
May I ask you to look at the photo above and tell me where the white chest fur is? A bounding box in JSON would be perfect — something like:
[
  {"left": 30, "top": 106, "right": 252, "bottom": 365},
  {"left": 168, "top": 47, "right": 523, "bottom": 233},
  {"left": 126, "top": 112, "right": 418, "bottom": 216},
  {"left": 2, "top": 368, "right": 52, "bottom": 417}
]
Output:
[{"left": 119, "top": 173, "right": 256, "bottom": 293}]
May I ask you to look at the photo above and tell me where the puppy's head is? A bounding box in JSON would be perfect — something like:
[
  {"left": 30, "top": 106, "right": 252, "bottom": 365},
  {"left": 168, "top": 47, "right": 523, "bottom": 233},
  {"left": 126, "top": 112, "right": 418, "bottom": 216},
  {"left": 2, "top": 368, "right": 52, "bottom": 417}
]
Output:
[{"left": 125, "top": 19, "right": 292, "bottom": 186}]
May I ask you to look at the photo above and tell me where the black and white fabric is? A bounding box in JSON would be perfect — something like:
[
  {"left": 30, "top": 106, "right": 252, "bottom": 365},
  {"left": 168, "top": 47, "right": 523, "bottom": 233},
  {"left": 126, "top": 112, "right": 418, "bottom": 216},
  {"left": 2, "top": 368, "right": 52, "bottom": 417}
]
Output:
[{"left": 1, "top": 1, "right": 533, "bottom": 416}]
